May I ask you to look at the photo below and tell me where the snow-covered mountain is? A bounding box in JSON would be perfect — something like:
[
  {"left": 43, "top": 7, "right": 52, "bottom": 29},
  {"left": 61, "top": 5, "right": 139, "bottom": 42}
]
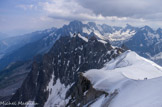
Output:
[
  {"left": 8, "top": 34, "right": 124, "bottom": 107},
  {"left": 1, "top": 20, "right": 162, "bottom": 71},
  {"left": 7, "top": 34, "right": 162, "bottom": 107},
  {"left": 83, "top": 50, "right": 162, "bottom": 107},
  {"left": 124, "top": 25, "right": 162, "bottom": 65},
  {"left": 0, "top": 20, "right": 136, "bottom": 71},
  {"left": 39, "top": 20, "right": 138, "bottom": 48},
  {"left": 30, "top": 20, "right": 162, "bottom": 66},
  {"left": 53, "top": 21, "right": 138, "bottom": 44},
  {"left": 0, "top": 21, "right": 162, "bottom": 104}
]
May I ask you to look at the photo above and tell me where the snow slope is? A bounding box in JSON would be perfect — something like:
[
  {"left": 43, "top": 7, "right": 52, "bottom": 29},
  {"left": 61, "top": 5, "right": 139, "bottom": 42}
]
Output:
[
  {"left": 78, "top": 34, "right": 88, "bottom": 42},
  {"left": 44, "top": 74, "right": 71, "bottom": 107},
  {"left": 82, "top": 27, "right": 136, "bottom": 42},
  {"left": 107, "top": 30, "right": 136, "bottom": 42},
  {"left": 84, "top": 50, "right": 162, "bottom": 107}
]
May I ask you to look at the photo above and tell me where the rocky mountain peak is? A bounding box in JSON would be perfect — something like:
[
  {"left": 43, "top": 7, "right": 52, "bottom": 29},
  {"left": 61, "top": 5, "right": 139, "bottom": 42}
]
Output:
[
  {"left": 69, "top": 20, "right": 83, "bottom": 27},
  {"left": 87, "top": 22, "right": 97, "bottom": 27},
  {"left": 141, "top": 25, "right": 154, "bottom": 33},
  {"left": 9, "top": 34, "right": 125, "bottom": 107}
]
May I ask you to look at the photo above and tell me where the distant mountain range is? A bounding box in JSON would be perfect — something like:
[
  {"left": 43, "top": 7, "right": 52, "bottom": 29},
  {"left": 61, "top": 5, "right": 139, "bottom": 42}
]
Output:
[
  {"left": 0, "top": 28, "right": 57, "bottom": 70},
  {"left": 124, "top": 26, "right": 162, "bottom": 65},
  {"left": 0, "top": 20, "right": 161, "bottom": 72},
  {"left": 0, "top": 20, "right": 162, "bottom": 106},
  {"left": 0, "top": 28, "right": 57, "bottom": 58}
]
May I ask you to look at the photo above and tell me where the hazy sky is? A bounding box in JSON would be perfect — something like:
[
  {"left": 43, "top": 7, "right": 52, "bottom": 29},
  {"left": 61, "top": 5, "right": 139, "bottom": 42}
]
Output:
[{"left": 1, "top": 0, "right": 162, "bottom": 36}]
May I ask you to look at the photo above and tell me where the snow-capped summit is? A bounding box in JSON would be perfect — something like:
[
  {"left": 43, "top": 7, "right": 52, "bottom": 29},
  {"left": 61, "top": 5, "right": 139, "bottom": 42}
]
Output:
[
  {"left": 69, "top": 20, "right": 83, "bottom": 26},
  {"left": 52, "top": 20, "right": 138, "bottom": 44},
  {"left": 3, "top": 20, "right": 162, "bottom": 107},
  {"left": 124, "top": 24, "right": 138, "bottom": 32}
]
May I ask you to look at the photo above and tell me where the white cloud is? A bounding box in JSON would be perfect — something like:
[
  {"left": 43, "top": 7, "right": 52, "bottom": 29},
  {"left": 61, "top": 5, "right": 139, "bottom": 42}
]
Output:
[
  {"left": 17, "top": 4, "right": 36, "bottom": 10},
  {"left": 2, "top": 0, "right": 162, "bottom": 36},
  {"left": 36, "top": 0, "right": 162, "bottom": 29},
  {"left": 38, "top": 0, "right": 131, "bottom": 22},
  {"left": 77, "top": 0, "right": 162, "bottom": 20}
]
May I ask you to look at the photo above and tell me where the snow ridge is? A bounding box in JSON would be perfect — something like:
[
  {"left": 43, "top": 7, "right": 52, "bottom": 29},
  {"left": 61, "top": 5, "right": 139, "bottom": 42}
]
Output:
[{"left": 84, "top": 51, "right": 162, "bottom": 107}]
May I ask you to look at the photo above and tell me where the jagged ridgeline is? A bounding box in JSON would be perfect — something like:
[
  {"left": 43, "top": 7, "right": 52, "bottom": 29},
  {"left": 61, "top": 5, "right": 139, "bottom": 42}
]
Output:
[{"left": 9, "top": 34, "right": 124, "bottom": 107}]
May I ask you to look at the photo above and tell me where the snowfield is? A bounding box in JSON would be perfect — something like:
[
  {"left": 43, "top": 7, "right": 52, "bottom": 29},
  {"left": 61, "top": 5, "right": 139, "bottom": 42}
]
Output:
[
  {"left": 84, "top": 50, "right": 162, "bottom": 107},
  {"left": 44, "top": 73, "right": 71, "bottom": 107},
  {"left": 82, "top": 26, "right": 136, "bottom": 43}
]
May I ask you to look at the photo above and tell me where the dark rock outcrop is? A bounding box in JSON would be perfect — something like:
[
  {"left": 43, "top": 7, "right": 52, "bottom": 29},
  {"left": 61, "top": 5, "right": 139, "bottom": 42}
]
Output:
[{"left": 67, "top": 73, "right": 108, "bottom": 107}]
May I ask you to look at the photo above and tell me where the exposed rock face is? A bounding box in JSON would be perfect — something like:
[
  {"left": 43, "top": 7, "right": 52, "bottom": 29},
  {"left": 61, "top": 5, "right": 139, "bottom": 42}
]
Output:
[
  {"left": 67, "top": 73, "right": 108, "bottom": 107},
  {"left": 9, "top": 34, "right": 124, "bottom": 107}
]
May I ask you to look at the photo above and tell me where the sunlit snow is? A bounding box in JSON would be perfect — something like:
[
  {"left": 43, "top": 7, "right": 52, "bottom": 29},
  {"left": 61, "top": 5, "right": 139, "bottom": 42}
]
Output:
[{"left": 84, "top": 50, "right": 162, "bottom": 107}]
